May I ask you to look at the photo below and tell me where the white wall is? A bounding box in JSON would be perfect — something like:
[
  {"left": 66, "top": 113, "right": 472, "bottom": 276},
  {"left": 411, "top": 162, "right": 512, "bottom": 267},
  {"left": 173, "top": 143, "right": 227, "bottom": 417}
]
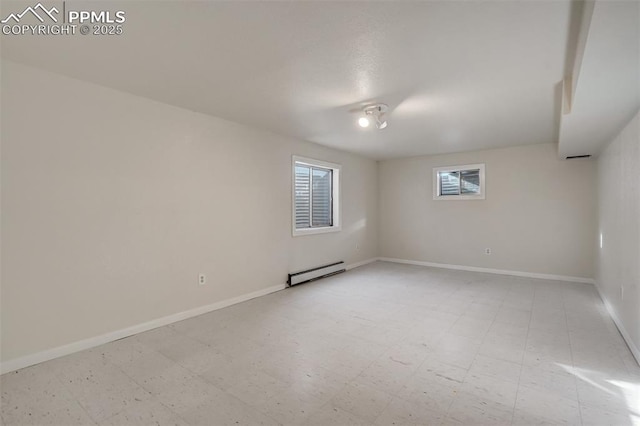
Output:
[
  {"left": 379, "top": 143, "right": 596, "bottom": 279},
  {"left": 596, "top": 110, "right": 640, "bottom": 361},
  {"left": 0, "top": 61, "right": 378, "bottom": 364}
]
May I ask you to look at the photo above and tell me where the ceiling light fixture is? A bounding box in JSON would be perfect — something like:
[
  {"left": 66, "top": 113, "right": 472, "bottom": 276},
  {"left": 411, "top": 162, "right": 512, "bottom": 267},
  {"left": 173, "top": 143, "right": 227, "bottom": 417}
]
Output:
[{"left": 360, "top": 104, "right": 389, "bottom": 130}]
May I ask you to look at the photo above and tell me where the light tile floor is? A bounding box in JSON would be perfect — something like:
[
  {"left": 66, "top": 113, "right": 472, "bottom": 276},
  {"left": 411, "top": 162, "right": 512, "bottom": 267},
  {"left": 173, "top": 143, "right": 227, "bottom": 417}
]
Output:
[{"left": 2, "top": 262, "right": 639, "bottom": 425}]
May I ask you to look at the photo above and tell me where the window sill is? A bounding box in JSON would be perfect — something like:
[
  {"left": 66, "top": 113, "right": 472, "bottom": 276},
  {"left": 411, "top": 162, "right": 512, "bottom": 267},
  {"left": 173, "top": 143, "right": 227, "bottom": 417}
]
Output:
[
  {"left": 433, "top": 194, "right": 485, "bottom": 201},
  {"left": 293, "top": 226, "right": 341, "bottom": 237}
]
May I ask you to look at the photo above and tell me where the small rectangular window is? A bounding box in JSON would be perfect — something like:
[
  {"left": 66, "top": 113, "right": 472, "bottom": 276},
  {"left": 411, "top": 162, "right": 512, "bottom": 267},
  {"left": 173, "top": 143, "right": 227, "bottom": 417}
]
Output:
[
  {"left": 292, "top": 156, "right": 341, "bottom": 236},
  {"left": 434, "top": 164, "right": 485, "bottom": 200}
]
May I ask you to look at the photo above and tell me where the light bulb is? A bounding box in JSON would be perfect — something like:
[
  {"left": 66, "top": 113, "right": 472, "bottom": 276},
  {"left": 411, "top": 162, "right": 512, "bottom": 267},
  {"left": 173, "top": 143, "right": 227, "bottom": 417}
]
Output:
[
  {"left": 358, "top": 117, "right": 370, "bottom": 128},
  {"left": 377, "top": 120, "right": 388, "bottom": 129}
]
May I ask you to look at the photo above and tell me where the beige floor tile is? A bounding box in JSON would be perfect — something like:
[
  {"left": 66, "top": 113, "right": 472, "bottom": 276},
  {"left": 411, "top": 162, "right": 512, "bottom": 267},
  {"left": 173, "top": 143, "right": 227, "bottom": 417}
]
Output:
[
  {"left": 304, "top": 401, "right": 370, "bottom": 426},
  {"left": 373, "top": 396, "right": 448, "bottom": 426},
  {"left": 515, "top": 386, "right": 581, "bottom": 425},
  {"left": 99, "top": 399, "right": 188, "bottom": 426},
  {"left": 2, "top": 263, "right": 639, "bottom": 426},
  {"left": 461, "top": 372, "right": 519, "bottom": 407},
  {"left": 329, "top": 381, "right": 394, "bottom": 422},
  {"left": 446, "top": 391, "right": 514, "bottom": 425},
  {"left": 255, "top": 389, "right": 324, "bottom": 425}
]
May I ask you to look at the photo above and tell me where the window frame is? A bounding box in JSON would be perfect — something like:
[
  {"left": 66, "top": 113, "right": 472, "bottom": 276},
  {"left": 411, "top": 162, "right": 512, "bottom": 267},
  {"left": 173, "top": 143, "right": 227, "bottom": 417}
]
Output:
[
  {"left": 433, "top": 163, "right": 485, "bottom": 200},
  {"left": 292, "top": 155, "right": 341, "bottom": 236}
]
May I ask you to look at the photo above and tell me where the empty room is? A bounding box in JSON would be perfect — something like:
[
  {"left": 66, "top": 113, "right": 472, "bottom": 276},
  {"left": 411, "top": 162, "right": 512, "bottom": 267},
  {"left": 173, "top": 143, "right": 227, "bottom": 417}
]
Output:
[{"left": 1, "top": 0, "right": 639, "bottom": 425}]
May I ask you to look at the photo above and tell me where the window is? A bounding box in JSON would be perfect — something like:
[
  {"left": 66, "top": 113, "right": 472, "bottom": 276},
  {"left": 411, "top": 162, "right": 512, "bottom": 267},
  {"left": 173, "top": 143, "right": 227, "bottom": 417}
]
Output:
[
  {"left": 292, "top": 156, "right": 341, "bottom": 236},
  {"left": 433, "top": 163, "right": 485, "bottom": 200}
]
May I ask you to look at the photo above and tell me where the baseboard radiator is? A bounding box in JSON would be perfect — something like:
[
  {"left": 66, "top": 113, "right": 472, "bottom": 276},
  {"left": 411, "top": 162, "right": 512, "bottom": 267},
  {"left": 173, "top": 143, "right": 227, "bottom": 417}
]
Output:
[{"left": 287, "top": 261, "right": 346, "bottom": 287}]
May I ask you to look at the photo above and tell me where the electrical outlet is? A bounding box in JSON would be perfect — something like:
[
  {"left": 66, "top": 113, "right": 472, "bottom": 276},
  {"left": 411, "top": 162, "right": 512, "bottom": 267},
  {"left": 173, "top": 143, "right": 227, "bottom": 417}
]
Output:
[
  {"left": 485, "top": 248, "right": 491, "bottom": 255},
  {"left": 198, "top": 273, "right": 206, "bottom": 286}
]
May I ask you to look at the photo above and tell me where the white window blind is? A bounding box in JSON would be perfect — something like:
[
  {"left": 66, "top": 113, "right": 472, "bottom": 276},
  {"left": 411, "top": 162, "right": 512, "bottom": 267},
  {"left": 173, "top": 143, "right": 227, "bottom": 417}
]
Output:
[
  {"left": 292, "top": 156, "right": 341, "bottom": 236},
  {"left": 294, "top": 163, "right": 333, "bottom": 228},
  {"left": 295, "top": 165, "right": 311, "bottom": 228},
  {"left": 433, "top": 164, "right": 485, "bottom": 200}
]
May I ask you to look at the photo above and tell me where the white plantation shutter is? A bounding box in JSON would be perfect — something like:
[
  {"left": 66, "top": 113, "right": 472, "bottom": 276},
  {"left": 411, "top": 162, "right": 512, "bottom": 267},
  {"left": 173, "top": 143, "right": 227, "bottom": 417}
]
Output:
[
  {"left": 439, "top": 171, "right": 460, "bottom": 195},
  {"left": 437, "top": 168, "right": 481, "bottom": 196},
  {"left": 292, "top": 156, "right": 340, "bottom": 235},
  {"left": 294, "top": 163, "right": 333, "bottom": 229},
  {"left": 312, "top": 167, "right": 332, "bottom": 227},
  {"left": 295, "top": 165, "right": 311, "bottom": 228}
]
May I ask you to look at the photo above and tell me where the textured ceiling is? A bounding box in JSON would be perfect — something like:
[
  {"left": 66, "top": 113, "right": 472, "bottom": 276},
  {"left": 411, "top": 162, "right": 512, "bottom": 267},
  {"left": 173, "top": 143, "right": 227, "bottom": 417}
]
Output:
[{"left": 2, "top": 1, "right": 576, "bottom": 159}]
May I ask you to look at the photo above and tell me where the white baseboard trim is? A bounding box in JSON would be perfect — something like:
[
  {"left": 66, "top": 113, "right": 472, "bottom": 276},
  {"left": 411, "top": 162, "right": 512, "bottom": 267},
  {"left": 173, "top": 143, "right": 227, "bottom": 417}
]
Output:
[
  {"left": 0, "top": 283, "right": 286, "bottom": 375},
  {"left": 596, "top": 290, "right": 640, "bottom": 366},
  {"left": 346, "top": 257, "right": 378, "bottom": 271},
  {"left": 378, "top": 257, "right": 595, "bottom": 284},
  {"left": 0, "top": 258, "right": 597, "bottom": 374}
]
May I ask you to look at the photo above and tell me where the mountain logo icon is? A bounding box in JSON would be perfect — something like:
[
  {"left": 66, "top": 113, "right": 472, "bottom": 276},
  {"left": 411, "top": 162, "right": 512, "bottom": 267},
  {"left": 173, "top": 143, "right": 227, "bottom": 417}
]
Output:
[{"left": 1, "top": 3, "right": 59, "bottom": 24}]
